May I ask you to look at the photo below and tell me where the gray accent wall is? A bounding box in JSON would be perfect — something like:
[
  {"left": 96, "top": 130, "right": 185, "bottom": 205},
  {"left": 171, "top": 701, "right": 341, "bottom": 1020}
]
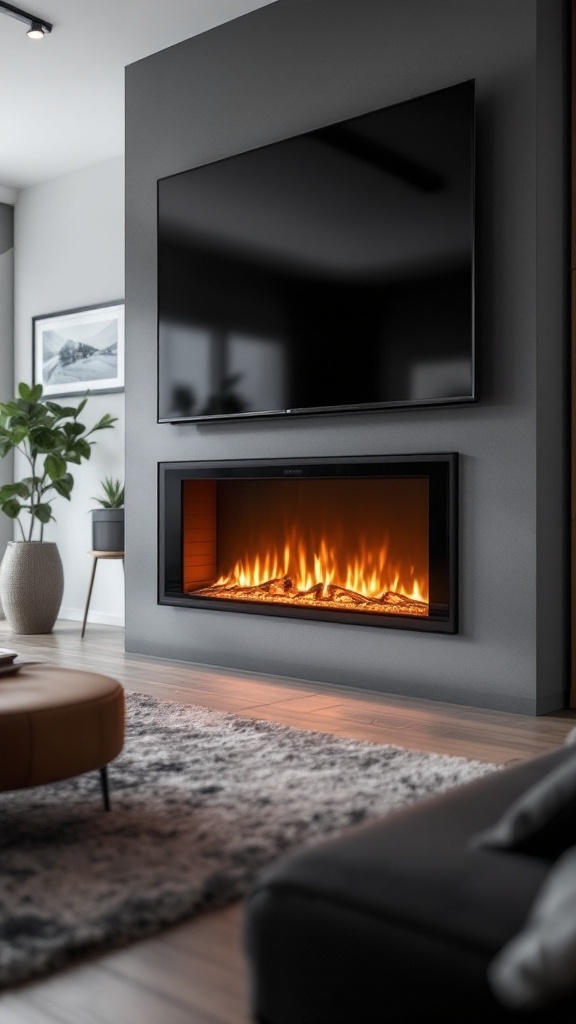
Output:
[
  {"left": 0, "top": 201, "right": 14, "bottom": 617},
  {"left": 0, "top": 204, "right": 13, "bottom": 256},
  {"left": 125, "top": 0, "right": 569, "bottom": 715}
]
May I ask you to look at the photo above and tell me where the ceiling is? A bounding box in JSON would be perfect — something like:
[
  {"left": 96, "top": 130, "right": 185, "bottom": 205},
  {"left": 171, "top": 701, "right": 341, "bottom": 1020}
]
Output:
[{"left": 0, "top": 0, "right": 277, "bottom": 196}]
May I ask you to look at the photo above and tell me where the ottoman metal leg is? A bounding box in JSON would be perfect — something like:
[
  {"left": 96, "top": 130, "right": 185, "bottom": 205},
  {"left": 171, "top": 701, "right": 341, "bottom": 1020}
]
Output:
[{"left": 100, "top": 765, "right": 111, "bottom": 811}]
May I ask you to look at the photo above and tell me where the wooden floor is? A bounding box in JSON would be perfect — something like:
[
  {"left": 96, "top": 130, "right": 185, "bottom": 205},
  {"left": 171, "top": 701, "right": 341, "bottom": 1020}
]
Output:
[{"left": 1, "top": 620, "right": 575, "bottom": 1024}]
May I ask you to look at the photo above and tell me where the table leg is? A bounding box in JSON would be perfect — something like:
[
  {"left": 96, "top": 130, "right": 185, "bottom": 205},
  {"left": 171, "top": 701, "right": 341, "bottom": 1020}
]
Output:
[{"left": 81, "top": 557, "right": 98, "bottom": 638}]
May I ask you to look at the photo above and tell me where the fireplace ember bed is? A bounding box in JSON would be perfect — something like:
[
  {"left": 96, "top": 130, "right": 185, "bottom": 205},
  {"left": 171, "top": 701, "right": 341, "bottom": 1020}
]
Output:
[{"left": 159, "top": 455, "right": 458, "bottom": 633}]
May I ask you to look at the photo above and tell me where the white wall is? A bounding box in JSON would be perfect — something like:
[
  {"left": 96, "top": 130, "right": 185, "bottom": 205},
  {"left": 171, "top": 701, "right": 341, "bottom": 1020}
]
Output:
[{"left": 13, "top": 157, "right": 125, "bottom": 626}]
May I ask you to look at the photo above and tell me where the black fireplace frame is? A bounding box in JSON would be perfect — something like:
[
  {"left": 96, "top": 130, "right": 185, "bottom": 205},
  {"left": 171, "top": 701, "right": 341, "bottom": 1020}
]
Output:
[{"left": 158, "top": 453, "right": 458, "bottom": 633}]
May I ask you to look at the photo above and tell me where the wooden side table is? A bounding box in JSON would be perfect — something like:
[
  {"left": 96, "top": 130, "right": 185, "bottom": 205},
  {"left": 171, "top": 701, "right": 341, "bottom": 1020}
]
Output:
[{"left": 81, "top": 550, "right": 125, "bottom": 638}]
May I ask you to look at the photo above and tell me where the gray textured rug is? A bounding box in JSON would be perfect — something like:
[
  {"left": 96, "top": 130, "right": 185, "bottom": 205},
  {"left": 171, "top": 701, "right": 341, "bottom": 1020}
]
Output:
[{"left": 0, "top": 691, "right": 499, "bottom": 988}]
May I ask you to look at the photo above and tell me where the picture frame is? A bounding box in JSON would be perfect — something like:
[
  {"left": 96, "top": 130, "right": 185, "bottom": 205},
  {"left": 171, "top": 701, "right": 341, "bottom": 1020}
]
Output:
[{"left": 32, "top": 301, "right": 125, "bottom": 398}]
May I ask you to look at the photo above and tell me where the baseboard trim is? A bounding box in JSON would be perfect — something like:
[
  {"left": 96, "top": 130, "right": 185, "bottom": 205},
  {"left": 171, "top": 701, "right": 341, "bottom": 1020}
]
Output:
[{"left": 59, "top": 606, "right": 125, "bottom": 628}]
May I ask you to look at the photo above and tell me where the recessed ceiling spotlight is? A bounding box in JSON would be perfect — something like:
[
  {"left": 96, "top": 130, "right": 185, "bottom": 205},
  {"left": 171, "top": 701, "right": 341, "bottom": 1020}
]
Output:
[{"left": 0, "top": 2, "right": 52, "bottom": 39}]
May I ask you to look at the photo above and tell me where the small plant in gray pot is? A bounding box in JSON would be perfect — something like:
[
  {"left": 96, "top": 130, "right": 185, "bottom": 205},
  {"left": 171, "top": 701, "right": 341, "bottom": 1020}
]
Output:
[{"left": 91, "top": 477, "right": 124, "bottom": 552}]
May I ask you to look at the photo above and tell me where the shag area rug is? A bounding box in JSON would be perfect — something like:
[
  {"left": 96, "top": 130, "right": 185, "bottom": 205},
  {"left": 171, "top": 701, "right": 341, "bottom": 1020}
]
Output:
[{"left": 0, "top": 691, "right": 500, "bottom": 988}]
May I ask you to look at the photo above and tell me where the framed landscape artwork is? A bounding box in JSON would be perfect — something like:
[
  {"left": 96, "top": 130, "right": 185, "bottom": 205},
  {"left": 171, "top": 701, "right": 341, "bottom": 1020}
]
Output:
[{"left": 32, "top": 301, "right": 125, "bottom": 398}]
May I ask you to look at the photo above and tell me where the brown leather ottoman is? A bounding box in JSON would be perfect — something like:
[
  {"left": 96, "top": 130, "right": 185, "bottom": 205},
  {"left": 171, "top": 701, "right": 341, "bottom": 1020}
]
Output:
[{"left": 0, "top": 664, "right": 125, "bottom": 809}]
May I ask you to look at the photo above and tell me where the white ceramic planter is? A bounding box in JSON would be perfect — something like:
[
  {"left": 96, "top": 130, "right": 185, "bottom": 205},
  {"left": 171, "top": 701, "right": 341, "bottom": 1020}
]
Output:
[{"left": 0, "top": 541, "right": 64, "bottom": 634}]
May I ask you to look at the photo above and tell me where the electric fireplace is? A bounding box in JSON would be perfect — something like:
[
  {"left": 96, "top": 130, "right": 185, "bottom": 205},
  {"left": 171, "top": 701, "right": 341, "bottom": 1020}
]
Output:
[{"left": 158, "top": 454, "right": 458, "bottom": 633}]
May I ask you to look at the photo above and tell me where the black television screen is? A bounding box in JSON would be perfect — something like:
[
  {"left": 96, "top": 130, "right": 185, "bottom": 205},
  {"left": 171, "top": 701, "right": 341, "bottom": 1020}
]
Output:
[{"left": 157, "top": 79, "right": 476, "bottom": 422}]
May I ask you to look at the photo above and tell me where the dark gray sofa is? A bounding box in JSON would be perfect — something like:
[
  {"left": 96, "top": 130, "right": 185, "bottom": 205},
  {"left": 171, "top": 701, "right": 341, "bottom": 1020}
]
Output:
[{"left": 244, "top": 742, "right": 576, "bottom": 1024}]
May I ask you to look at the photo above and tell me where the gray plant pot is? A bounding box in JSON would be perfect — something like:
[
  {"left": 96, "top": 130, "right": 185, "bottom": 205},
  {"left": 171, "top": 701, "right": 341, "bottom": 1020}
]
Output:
[
  {"left": 92, "top": 508, "right": 125, "bottom": 552},
  {"left": 0, "top": 541, "right": 64, "bottom": 634}
]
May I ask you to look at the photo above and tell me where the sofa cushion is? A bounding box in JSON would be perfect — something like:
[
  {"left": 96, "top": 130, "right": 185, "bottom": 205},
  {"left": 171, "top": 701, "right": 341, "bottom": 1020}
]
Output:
[
  {"left": 488, "top": 845, "right": 576, "bottom": 1010},
  {"left": 470, "top": 748, "right": 576, "bottom": 859}
]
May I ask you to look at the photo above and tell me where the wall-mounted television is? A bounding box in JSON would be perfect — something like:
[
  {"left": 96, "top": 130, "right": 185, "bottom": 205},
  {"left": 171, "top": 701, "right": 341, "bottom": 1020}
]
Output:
[{"left": 157, "top": 79, "right": 476, "bottom": 423}]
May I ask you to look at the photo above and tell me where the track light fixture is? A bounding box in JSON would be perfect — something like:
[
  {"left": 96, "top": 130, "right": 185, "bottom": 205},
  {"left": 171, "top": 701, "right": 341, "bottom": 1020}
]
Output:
[
  {"left": 27, "top": 18, "right": 46, "bottom": 38},
  {"left": 0, "top": 2, "right": 52, "bottom": 38}
]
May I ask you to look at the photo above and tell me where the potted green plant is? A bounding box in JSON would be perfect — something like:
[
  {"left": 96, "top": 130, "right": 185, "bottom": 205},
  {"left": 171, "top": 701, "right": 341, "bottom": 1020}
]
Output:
[
  {"left": 91, "top": 476, "right": 124, "bottom": 552},
  {"left": 0, "top": 382, "right": 117, "bottom": 634}
]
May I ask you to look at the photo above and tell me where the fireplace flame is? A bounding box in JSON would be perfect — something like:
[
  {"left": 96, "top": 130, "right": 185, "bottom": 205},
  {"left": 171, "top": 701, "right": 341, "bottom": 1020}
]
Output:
[{"left": 202, "top": 532, "right": 428, "bottom": 616}]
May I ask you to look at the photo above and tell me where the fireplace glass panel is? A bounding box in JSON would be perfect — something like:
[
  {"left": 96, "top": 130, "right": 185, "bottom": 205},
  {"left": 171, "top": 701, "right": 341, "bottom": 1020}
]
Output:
[{"left": 159, "top": 455, "right": 457, "bottom": 633}]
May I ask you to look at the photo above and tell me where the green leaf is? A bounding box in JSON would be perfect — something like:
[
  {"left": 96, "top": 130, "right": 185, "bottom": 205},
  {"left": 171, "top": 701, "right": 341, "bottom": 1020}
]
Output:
[
  {"left": 55, "top": 406, "right": 82, "bottom": 420},
  {"left": 10, "top": 426, "right": 29, "bottom": 445},
  {"left": 91, "top": 413, "right": 118, "bottom": 432},
  {"left": 92, "top": 476, "right": 124, "bottom": 508},
  {"left": 51, "top": 474, "right": 74, "bottom": 499},
  {"left": 18, "top": 382, "right": 31, "bottom": 401},
  {"left": 30, "top": 427, "right": 59, "bottom": 451},
  {"left": 32, "top": 503, "right": 53, "bottom": 524},
  {"left": 74, "top": 397, "right": 88, "bottom": 417},
  {"left": 5, "top": 415, "right": 29, "bottom": 432},
  {"left": 71, "top": 438, "right": 92, "bottom": 460},
  {"left": 0, "top": 424, "right": 28, "bottom": 451},
  {"left": 29, "top": 403, "right": 50, "bottom": 421},
  {"left": 20, "top": 476, "right": 42, "bottom": 491},
  {"left": 0, "top": 401, "right": 25, "bottom": 418},
  {"left": 29, "top": 383, "right": 43, "bottom": 404},
  {"left": 0, "top": 498, "right": 21, "bottom": 519},
  {"left": 63, "top": 421, "right": 85, "bottom": 438},
  {"left": 44, "top": 453, "right": 67, "bottom": 481},
  {"left": 0, "top": 481, "right": 31, "bottom": 500}
]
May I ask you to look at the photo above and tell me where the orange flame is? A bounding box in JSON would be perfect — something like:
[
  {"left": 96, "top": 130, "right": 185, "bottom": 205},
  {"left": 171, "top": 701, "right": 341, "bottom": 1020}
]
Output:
[{"left": 216, "top": 531, "right": 428, "bottom": 604}]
